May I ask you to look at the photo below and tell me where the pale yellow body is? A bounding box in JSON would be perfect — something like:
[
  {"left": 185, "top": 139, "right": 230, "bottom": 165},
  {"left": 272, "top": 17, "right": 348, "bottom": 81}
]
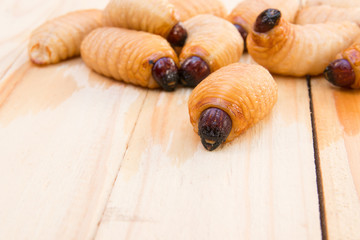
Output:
[
  {"left": 102, "top": 0, "right": 179, "bottom": 38},
  {"left": 188, "top": 63, "right": 278, "bottom": 143},
  {"left": 227, "top": 0, "right": 300, "bottom": 32},
  {"left": 28, "top": 10, "right": 102, "bottom": 65},
  {"left": 303, "top": 0, "right": 360, "bottom": 8},
  {"left": 169, "top": 0, "right": 226, "bottom": 22},
  {"left": 336, "top": 36, "right": 360, "bottom": 89},
  {"left": 180, "top": 15, "right": 243, "bottom": 72},
  {"left": 80, "top": 27, "right": 179, "bottom": 89},
  {"left": 247, "top": 19, "right": 360, "bottom": 76},
  {"left": 296, "top": 5, "right": 360, "bottom": 26}
]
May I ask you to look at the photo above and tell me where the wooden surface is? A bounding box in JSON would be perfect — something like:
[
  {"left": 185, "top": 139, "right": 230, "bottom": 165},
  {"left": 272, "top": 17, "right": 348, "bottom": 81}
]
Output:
[
  {"left": 311, "top": 78, "right": 360, "bottom": 240},
  {"left": 0, "top": 0, "right": 359, "bottom": 239}
]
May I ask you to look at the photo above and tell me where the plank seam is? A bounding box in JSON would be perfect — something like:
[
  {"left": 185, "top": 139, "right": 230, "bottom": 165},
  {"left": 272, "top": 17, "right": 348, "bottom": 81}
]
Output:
[
  {"left": 91, "top": 89, "right": 150, "bottom": 240},
  {"left": 307, "top": 75, "right": 328, "bottom": 240}
]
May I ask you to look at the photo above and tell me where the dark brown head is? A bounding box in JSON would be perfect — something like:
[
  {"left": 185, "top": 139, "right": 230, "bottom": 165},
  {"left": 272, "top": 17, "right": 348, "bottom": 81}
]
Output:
[
  {"left": 234, "top": 24, "right": 248, "bottom": 51},
  {"left": 198, "top": 107, "right": 232, "bottom": 151},
  {"left": 152, "top": 57, "right": 179, "bottom": 91},
  {"left": 254, "top": 8, "right": 281, "bottom": 33},
  {"left": 324, "top": 59, "right": 355, "bottom": 88},
  {"left": 180, "top": 56, "right": 211, "bottom": 87},
  {"left": 167, "top": 23, "right": 188, "bottom": 47}
]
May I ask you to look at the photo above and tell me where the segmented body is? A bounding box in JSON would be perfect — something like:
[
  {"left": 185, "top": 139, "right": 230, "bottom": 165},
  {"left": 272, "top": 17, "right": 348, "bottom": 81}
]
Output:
[
  {"left": 180, "top": 15, "right": 243, "bottom": 73},
  {"left": 296, "top": 5, "right": 360, "bottom": 26},
  {"left": 169, "top": 0, "right": 226, "bottom": 21},
  {"left": 188, "top": 63, "right": 278, "bottom": 143},
  {"left": 303, "top": 0, "right": 360, "bottom": 8},
  {"left": 80, "top": 27, "right": 178, "bottom": 89},
  {"left": 248, "top": 19, "right": 360, "bottom": 76},
  {"left": 28, "top": 9, "right": 102, "bottom": 65},
  {"left": 227, "top": 0, "right": 300, "bottom": 32},
  {"left": 102, "top": 0, "right": 178, "bottom": 38}
]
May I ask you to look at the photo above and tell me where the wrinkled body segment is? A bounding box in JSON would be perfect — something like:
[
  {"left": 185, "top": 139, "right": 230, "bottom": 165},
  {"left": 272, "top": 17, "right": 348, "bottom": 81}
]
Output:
[
  {"left": 325, "top": 36, "right": 360, "bottom": 89},
  {"left": 296, "top": 5, "right": 360, "bottom": 26},
  {"left": 180, "top": 14, "right": 243, "bottom": 86},
  {"left": 80, "top": 27, "right": 179, "bottom": 89},
  {"left": 188, "top": 63, "right": 278, "bottom": 146},
  {"left": 303, "top": 0, "right": 360, "bottom": 8},
  {"left": 227, "top": 0, "right": 300, "bottom": 33},
  {"left": 28, "top": 9, "right": 103, "bottom": 65},
  {"left": 169, "top": 0, "right": 226, "bottom": 21},
  {"left": 248, "top": 18, "right": 360, "bottom": 76},
  {"left": 102, "top": 0, "right": 186, "bottom": 46},
  {"left": 181, "top": 14, "right": 243, "bottom": 72}
]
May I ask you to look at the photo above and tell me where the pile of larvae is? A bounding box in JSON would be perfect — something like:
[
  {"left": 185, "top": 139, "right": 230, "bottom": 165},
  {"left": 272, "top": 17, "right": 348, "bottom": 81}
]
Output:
[{"left": 28, "top": 0, "right": 360, "bottom": 151}]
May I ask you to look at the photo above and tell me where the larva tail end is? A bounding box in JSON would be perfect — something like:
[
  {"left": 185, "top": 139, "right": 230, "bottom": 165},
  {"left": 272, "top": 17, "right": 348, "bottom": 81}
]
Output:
[
  {"left": 29, "top": 44, "right": 51, "bottom": 65},
  {"left": 167, "top": 23, "right": 188, "bottom": 47},
  {"left": 198, "top": 108, "right": 232, "bottom": 151},
  {"left": 152, "top": 57, "right": 179, "bottom": 91},
  {"left": 234, "top": 24, "right": 248, "bottom": 51},
  {"left": 180, "top": 56, "right": 210, "bottom": 87},
  {"left": 254, "top": 8, "right": 281, "bottom": 33},
  {"left": 324, "top": 59, "right": 355, "bottom": 88}
]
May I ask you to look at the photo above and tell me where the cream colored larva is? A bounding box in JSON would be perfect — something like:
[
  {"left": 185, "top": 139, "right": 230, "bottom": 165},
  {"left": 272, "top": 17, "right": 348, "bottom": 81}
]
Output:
[
  {"left": 188, "top": 63, "right": 278, "bottom": 151},
  {"left": 169, "top": 0, "right": 226, "bottom": 21},
  {"left": 227, "top": 0, "right": 300, "bottom": 46},
  {"left": 296, "top": 5, "right": 360, "bottom": 26},
  {"left": 247, "top": 9, "right": 360, "bottom": 77},
  {"left": 102, "top": 0, "right": 187, "bottom": 47},
  {"left": 28, "top": 9, "right": 102, "bottom": 65},
  {"left": 80, "top": 27, "right": 180, "bottom": 91},
  {"left": 179, "top": 14, "right": 243, "bottom": 87}
]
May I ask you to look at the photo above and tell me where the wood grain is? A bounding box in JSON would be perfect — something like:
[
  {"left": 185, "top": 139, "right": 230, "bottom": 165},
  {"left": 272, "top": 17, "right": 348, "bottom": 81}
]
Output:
[
  {"left": 0, "top": 56, "right": 148, "bottom": 239},
  {"left": 0, "top": 0, "right": 143, "bottom": 237},
  {"left": 94, "top": 73, "right": 322, "bottom": 240},
  {"left": 0, "top": 0, "right": 324, "bottom": 239},
  {"left": 311, "top": 77, "right": 360, "bottom": 240}
]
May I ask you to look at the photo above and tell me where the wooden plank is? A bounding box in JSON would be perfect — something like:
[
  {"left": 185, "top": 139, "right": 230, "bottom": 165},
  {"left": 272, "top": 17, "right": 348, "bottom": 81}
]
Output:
[
  {"left": 0, "top": 56, "right": 147, "bottom": 239},
  {"left": 0, "top": 7, "right": 126, "bottom": 237},
  {"left": 94, "top": 70, "right": 322, "bottom": 240},
  {"left": 311, "top": 77, "right": 360, "bottom": 240},
  {"left": 0, "top": 0, "right": 324, "bottom": 239}
]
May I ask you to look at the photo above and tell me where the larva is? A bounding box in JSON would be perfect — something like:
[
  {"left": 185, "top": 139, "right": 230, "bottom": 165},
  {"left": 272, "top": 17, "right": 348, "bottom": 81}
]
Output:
[
  {"left": 102, "top": 0, "right": 187, "bottom": 47},
  {"left": 227, "top": 0, "right": 300, "bottom": 48},
  {"left": 188, "top": 63, "right": 278, "bottom": 151},
  {"left": 179, "top": 14, "right": 243, "bottom": 87},
  {"left": 169, "top": 0, "right": 227, "bottom": 22},
  {"left": 28, "top": 9, "right": 102, "bottom": 65},
  {"left": 296, "top": 5, "right": 360, "bottom": 26},
  {"left": 303, "top": 0, "right": 360, "bottom": 8},
  {"left": 247, "top": 9, "right": 360, "bottom": 77},
  {"left": 80, "top": 27, "right": 179, "bottom": 91},
  {"left": 324, "top": 36, "right": 360, "bottom": 89}
]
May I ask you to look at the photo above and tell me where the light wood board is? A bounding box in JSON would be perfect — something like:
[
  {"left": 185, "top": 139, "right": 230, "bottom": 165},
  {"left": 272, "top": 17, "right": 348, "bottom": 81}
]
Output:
[
  {"left": 94, "top": 75, "right": 321, "bottom": 240},
  {"left": 311, "top": 77, "right": 360, "bottom": 240},
  {"left": 0, "top": 0, "right": 327, "bottom": 239},
  {"left": 0, "top": 56, "right": 147, "bottom": 239}
]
